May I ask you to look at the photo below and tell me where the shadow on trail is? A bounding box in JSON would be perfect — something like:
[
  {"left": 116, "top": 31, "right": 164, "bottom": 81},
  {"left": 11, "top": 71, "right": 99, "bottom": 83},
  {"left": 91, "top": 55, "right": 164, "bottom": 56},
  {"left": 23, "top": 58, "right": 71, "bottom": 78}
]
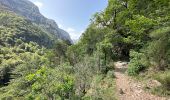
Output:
[
  {"left": 115, "top": 67, "right": 127, "bottom": 74},
  {"left": 114, "top": 61, "right": 128, "bottom": 74}
]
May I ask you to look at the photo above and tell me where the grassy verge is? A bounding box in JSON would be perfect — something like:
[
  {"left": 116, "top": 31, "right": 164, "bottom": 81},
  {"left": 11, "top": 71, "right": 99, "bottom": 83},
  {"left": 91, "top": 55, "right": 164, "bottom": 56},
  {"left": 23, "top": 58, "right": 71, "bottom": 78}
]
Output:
[
  {"left": 130, "top": 69, "right": 170, "bottom": 98},
  {"left": 83, "top": 71, "right": 117, "bottom": 100},
  {"left": 150, "top": 71, "right": 170, "bottom": 97}
]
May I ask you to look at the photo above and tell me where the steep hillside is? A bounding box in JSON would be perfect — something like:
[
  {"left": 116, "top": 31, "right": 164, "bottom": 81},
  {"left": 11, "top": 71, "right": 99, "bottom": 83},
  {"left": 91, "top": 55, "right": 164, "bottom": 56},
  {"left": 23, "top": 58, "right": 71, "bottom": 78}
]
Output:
[
  {"left": 0, "top": 0, "right": 74, "bottom": 99},
  {"left": 0, "top": 0, "right": 72, "bottom": 43},
  {"left": 0, "top": 12, "right": 54, "bottom": 47}
]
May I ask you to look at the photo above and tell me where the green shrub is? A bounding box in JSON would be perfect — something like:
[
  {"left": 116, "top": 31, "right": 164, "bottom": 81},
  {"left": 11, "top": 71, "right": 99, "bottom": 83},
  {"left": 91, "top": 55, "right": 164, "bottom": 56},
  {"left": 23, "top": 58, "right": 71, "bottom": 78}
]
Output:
[
  {"left": 127, "top": 51, "right": 148, "bottom": 76},
  {"left": 146, "top": 27, "right": 170, "bottom": 70},
  {"left": 107, "top": 62, "right": 115, "bottom": 70},
  {"left": 83, "top": 74, "right": 116, "bottom": 100},
  {"left": 19, "top": 43, "right": 26, "bottom": 50},
  {"left": 6, "top": 37, "right": 14, "bottom": 45},
  {"left": 15, "top": 48, "right": 25, "bottom": 53},
  {"left": 107, "top": 71, "right": 115, "bottom": 78},
  {"left": 155, "top": 71, "right": 170, "bottom": 90},
  {"left": 15, "top": 39, "right": 23, "bottom": 46}
]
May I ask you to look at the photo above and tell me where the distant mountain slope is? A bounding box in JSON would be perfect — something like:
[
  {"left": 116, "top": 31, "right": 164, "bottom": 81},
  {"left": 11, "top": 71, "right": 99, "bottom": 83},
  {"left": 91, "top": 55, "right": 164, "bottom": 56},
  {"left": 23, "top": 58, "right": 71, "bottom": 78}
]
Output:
[
  {"left": 0, "top": 12, "right": 55, "bottom": 47},
  {"left": 0, "top": 0, "right": 72, "bottom": 43}
]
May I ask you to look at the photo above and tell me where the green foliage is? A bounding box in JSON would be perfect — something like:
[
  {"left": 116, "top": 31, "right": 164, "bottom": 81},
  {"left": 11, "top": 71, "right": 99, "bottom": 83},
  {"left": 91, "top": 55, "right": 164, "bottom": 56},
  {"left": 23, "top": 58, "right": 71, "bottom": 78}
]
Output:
[
  {"left": 0, "top": 0, "right": 170, "bottom": 98},
  {"left": 0, "top": 11, "right": 74, "bottom": 99},
  {"left": 24, "top": 66, "right": 74, "bottom": 99},
  {"left": 65, "top": 0, "right": 170, "bottom": 97},
  {"left": 91, "top": 0, "right": 170, "bottom": 75},
  {"left": 83, "top": 74, "right": 117, "bottom": 100},
  {"left": 155, "top": 71, "right": 170, "bottom": 90},
  {"left": 107, "top": 71, "right": 115, "bottom": 78},
  {"left": 125, "top": 15, "right": 156, "bottom": 34},
  {"left": 0, "top": 48, "right": 75, "bottom": 99},
  {"left": 80, "top": 24, "right": 106, "bottom": 55},
  {"left": 74, "top": 56, "right": 99, "bottom": 97},
  {"left": 0, "top": 12, "right": 55, "bottom": 48},
  {"left": 146, "top": 27, "right": 170, "bottom": 70},
  {"left": 128, "top": 51, "right": 149, "bottom": 76}
]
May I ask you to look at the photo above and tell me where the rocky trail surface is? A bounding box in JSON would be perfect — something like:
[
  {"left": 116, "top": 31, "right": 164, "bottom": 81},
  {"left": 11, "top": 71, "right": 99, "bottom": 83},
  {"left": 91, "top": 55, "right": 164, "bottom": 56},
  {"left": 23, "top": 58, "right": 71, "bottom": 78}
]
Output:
[{"left": 114, "top": 61, "right": 169, "bottom": 100}]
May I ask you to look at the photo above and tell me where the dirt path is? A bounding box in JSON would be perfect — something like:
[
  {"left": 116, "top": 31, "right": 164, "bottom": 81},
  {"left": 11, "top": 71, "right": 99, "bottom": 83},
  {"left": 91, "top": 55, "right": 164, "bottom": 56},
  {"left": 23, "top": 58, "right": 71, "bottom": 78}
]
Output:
[{"left": 114, "top": 61, "right": 168, "bottom": 100}]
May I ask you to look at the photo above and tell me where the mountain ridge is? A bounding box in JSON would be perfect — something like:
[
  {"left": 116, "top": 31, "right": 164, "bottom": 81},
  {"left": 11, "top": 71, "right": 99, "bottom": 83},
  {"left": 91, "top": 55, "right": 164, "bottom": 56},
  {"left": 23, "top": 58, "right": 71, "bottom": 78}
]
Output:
[{"left": 0, "top": 0, "right": 72, "bottom": 43}]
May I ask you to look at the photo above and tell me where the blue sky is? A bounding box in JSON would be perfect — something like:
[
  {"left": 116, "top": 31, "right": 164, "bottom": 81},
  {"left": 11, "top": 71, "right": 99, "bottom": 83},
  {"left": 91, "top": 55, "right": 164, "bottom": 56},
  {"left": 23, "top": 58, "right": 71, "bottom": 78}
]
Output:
[{"left": 29, "top": 0, "right": 108, "bottom": 40}]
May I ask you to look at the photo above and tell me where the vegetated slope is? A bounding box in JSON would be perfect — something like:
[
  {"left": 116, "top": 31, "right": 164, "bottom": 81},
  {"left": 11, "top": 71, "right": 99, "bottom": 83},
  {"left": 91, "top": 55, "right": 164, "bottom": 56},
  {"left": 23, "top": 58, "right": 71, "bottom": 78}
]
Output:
[
  {"left": 0, "top": 12, "right": 54, "bottom": 47},
  {"left": 0, "top": 0, "right": 72, "bottom": 43},
  {"left": 0, "top": 10, "right": 75, "bottom": 100},
  {"left": 0, "top": 0, "right": 75, "bottom": 99}
]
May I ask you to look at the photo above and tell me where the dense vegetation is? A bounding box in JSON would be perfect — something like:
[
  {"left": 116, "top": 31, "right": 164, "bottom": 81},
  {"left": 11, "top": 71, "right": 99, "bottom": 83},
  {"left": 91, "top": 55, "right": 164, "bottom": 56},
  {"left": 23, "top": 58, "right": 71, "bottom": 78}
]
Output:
[
  {"left": 0, "top": 0, "right": 170, "bottom": 99},
  {"left": 67, "top": 0, "right": 170, "bottom": 98},
  {"left": 0, "top": 12, "right": 75, "bottom": 99}
]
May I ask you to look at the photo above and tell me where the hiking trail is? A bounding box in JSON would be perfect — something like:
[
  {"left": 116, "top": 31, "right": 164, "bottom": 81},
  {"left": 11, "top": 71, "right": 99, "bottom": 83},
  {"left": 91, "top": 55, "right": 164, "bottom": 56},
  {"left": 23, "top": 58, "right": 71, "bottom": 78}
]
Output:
[{"left": 114, "top": 61, "right": 169, "bottom": 100}]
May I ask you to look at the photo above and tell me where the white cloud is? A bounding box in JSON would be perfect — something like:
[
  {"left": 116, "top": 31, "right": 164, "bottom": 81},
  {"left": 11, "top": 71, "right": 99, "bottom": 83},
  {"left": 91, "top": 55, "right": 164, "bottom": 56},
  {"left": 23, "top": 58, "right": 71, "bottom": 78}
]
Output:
[
  {"left": 58, "top": 24, "right": 82, "bottom": 40},
  {"left": 80, "top": 30, "right": 85, "bottom": 33},
  {"left": 70, "top": 32, "right": 81, "bottom": 40},
  {"left": 66, "top": 28, "right": 75, "bottom": 33},
  {"left": 65, "top": 27, "right": 82, "bottom": 40},
  {"left": 33, "top": 1, "right": 43, "bottom": 8},
  {"left": 58, "top": 24, "right": 63, "bottom": 28}
]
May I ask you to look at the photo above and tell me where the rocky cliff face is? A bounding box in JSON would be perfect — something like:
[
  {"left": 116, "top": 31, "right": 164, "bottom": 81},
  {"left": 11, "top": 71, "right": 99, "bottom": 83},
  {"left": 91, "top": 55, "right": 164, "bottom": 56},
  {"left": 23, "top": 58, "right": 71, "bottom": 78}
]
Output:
[{"left": 0, "top": 0, "right": 72, "bottom": 43}]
